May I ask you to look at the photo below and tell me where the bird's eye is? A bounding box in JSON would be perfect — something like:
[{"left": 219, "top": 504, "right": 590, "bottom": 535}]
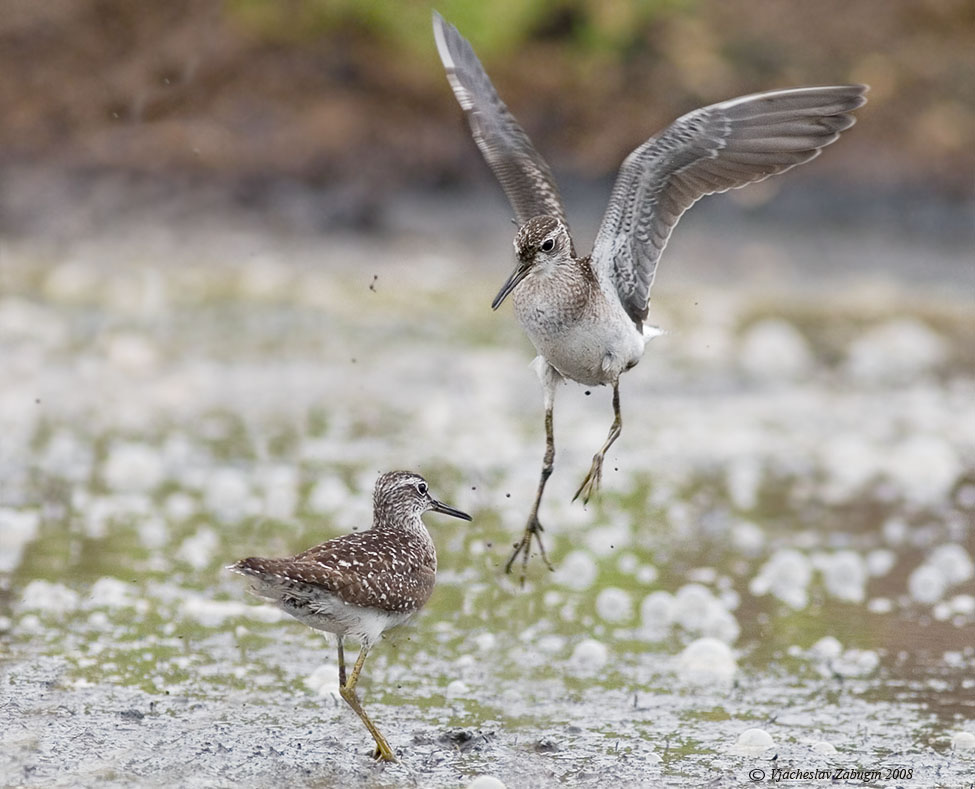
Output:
[
  {"left": 541, "top": 238, "right": 555, "bottom": 252},
  {"left": 416, "top": 482, "right": 428, "bottom": 495}
]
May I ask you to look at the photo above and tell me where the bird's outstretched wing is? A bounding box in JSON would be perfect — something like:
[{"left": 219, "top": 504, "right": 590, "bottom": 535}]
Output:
[
  {"left": 591, "top": 85, "right": 868, "bottom": 326},
  {"left": 433, "top": 12, "right": 573, "bottom": 247}
]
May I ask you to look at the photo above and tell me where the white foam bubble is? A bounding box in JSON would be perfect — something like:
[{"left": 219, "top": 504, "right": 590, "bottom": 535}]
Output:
[
  {"left": 950, "top": 731, "right": 975, "bottom": 752},
  {"left": 819, "top": 550, "right": 867, "bottom": 603},
  {"left": 929, "top": 544, "right": 974, "bottom": 586},
  {"left": 866, "top": 549, "right": 896, "bottom": 577},
  {"left": 738, "top": 318, "right": 814, "bottom": 381},
  {"left": 749, "top": 549, "right": 812, "bottom": 609},
  {"left": 731, "top": 520, "right": 766, "bottom": 556},
  {"left": 103, "top": 441, "right": 165, "bottom": 493},
  {"left": 845, "top": 318, "right": 948, "bottom": 382},
  {"left": 87, "top": 577, "right": 136, "bottom": 609},
  {"left": 445, "top": 679, "right": 469, "bottom": 699},
  {"left": 466, "top": 777, "right": 507, "bottom": 789},
  {"left": 176, "top": 527, "right": 220, "bottom": 571},
  {"left": 596, "top": 587, "right": 633, "bottom": 624},
  {"left": 204, "top": 468, "right": 253, "bottom": 523},
  {"left": 908, "top": 563, "right": 948, "bottom": 604},
  {"left": 553, "top": 550, "right": 598, "bottom": 591},
  {"left": 810, "top": 636, "right": 843, "bottom": 660},
  {"left": 263, "top": 465, "right": 299, "bottom": 520},
  {"left": 569, "top": 638, "right": 609, "bottom": 673},
  {"left": 731, "top": 727, "right": 775, "bottom": 755},
  {"left": 19, "top": 580, "right": 80, "bottom": 614},
  {"left": 833, "top": 649, "right": 880, "bottom": 677},
  {"left": 181, "top": 592, "right": 283, "bottom": 626},
  {"left": 677, "top": 637, "right": 737, "bottom": 684},
  {"left": 0, "top": 508, "right": 40, "bottom": 574},
  {"left": 810, "top": 740, "right": 837, "bottom": 756},
  {"left": 884, "top": 435, "right": 961, "bottom": 506},
  {"left": 304, "top": 662, "right": 340, "bottom": 696},
  {"left": 640, "top": 591, "right": 675, "bottom": 632},
  {"left": 673, "top": 584, "right": 717, "bottom": 631}
]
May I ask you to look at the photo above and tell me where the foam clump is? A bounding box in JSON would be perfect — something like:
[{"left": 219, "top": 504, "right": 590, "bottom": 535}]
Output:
[
  {"left": 738, "top": 318, "right": 814, "bottom": 380},
  {"left": 731, "top": 728, "right": 775, "bottom": 755},
  {"left": 844, "top": 318, "right": 948, "bottom": 382},
  {"left": 819, "top": 434, "right": 884, "bottom": 503},
  {"left": 929, "top": 544, "right": 974, "bottom": 585},
  {"left": 596, "top": 586, "right": 633, "bottom": 624},
  {"left": 950, "top": 731, "right": 975, "bottom": 752},
  {"left": 102, "top": 441, "right": 165, "bottom": 493},
  {"left": 204, "top": 468, "right": 254, "bottom": 524},
  {"left": 677, "top": 637, "right": 737, "bottom": 684},
  {"left": 749, "top": 549, "right": 812, "bottom": 609},
  {"left": 640, "top": 590, "right": 675, "bottom": 635},
  {"left": 816, "top": 550, "right": 867, "bottom": 603},
  {"left": 569, "top": 638, "right": 609, "bottom": 673},
  {"left": 832, "top": 649, "right": 880, "bottom": 677},
  {"left": 553, "top": 550, "right": 598, "bottom": 591},
  {"left": 306, "top": 476, "right": 351, "bottom": 514},
  {"left": 809, "top": 636, "right": 843, "bottom": 660},
  {"left": 177, "top": 527, "right": 220, "bottom": 571},
  {"left": 19, "top": 580, "right": 80, "bottom": 614},
  {"left": 884, "top": 435, "right": 961, "bottom": 506},
  {"left": 445, "top": 679, "right": 470, "bottom": 699},
  {"left": 909, "top": 544, "right": 974, "bottom": 605},
  {"left": 810, "top": 740, "right": 837, "bottom": 756},
  {"left": 86, "top": 577, "right": 137, "bottom": 609},
  {"left": 672, "top": 584, "right": 740, "bottom": 643},
  {"left": 909, "top": 564, "right": 948, "bottom": 604},
  {"left": 0, "top": 508, "right": 40, "bottom": 574},
  {"left": 466, "top": 777, "right": 507, "bottom": 789},
  {"left": 304, "top": 662, "right": 340, "bottom": 696}
]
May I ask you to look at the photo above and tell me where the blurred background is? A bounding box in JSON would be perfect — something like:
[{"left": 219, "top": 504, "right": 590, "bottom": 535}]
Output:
[
  {"left": 2, "top": 2, "right": 974, "bottom": 786},
  {"left": 1, "top": 0, "right": 972, "bottom": 241}
]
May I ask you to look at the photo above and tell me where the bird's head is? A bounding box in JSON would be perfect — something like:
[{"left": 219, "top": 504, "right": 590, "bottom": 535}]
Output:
[
  {"left": 373, "top": 471, "right": 472, "bottom": 526},
  {"left": 492, "top": 215, "right": 571, "bottom": 309}
]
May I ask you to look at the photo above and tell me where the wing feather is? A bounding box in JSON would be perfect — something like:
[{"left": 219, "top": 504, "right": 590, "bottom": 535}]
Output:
[
  {"left": 592, "top": 85, "right": 867, "bottom": 325},
  {"left": 433, "top": 12, "right": 572, "bottom": 244}
]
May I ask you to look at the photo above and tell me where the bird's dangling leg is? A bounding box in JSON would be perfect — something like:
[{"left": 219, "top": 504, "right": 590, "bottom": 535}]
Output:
[
  {"left": 338, "top": 645, "right": 396, "bottom": 762},
  {"left": 574, "top": 379, "right": 622, "bottom": 504},
  {"left": 506, "top": 361, "right": 560, "bottom": 583}
]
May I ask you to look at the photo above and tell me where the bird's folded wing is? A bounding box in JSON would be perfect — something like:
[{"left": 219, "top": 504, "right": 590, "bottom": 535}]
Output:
[
  {"left": 433, "top": 12, "right": 573, "bottom": 245},
  {"left": 233, "top": 532, "right": 434, "bottom": 613},
  {"left": 591, "top": 85, "right": 868, "bottom": 326}
]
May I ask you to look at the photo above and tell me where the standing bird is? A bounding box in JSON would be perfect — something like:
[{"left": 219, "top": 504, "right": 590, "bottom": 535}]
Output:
[
  {"left": 433, "top": 12, "right": 866, "bottom": 580},
  {"left": 228, "top": 470, "right": 471, "bottom": 762}
]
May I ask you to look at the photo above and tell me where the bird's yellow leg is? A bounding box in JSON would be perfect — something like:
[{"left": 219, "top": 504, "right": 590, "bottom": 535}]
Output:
[{"left": 339, "top": 646, "right": 396, "bottom": 762}]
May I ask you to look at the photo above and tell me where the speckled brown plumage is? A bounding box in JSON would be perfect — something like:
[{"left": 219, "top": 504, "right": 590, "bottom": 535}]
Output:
[
  {"left": 233, "top": 527, "right": 436, "bottom": 615},
  {"left": 228, "top": 470, "right": 471, "bottom": 645},
  {"left": 227, "top": 470, "right": 471, "bottom": 763}
]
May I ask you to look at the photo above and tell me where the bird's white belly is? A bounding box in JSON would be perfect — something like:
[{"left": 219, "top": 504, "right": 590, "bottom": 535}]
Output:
[
  {"left": 518, "top": 304, "right": 645, "bottom": 387},
  {"left": 276, "top": 589, "right": 413, "bottom": 646}
]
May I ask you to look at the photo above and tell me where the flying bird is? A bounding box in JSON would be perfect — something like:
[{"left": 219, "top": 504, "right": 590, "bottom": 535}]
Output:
[{"left": 433, "top": 11, "right": 866, "bottom": 580}]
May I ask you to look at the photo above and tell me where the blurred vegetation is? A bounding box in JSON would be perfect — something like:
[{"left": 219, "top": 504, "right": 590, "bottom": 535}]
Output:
[
  {"left": 227, "top": 0, "right": 695, "bottom": 56},
  {"left": 0, "top": 0, "right": 972, "bottom": 197}
]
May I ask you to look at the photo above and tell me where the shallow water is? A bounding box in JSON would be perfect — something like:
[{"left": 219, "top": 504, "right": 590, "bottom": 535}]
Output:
[{"left": 1, "top": 219, "right": 974, "bottom": 788}]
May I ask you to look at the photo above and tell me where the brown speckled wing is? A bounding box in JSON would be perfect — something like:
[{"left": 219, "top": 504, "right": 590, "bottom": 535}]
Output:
[{"left": 233, "top": 530, "right": 436, "bottom": 614}]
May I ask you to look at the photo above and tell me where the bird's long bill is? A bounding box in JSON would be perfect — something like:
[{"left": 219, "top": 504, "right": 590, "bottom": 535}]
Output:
[
  {"left": 491, "top": 264, "right": 531, "bottom": 310},
  {"left": 431, "top": 499, "right": 473, "bottom": 521}
]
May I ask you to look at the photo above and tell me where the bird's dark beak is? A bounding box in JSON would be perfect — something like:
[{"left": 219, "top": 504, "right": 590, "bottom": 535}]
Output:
[
  {"left": 431, "top": 499, "right": 472, "bottom": 521},
  {"left": 491, "top": 263, "right": 531, "bottom": 310}
]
